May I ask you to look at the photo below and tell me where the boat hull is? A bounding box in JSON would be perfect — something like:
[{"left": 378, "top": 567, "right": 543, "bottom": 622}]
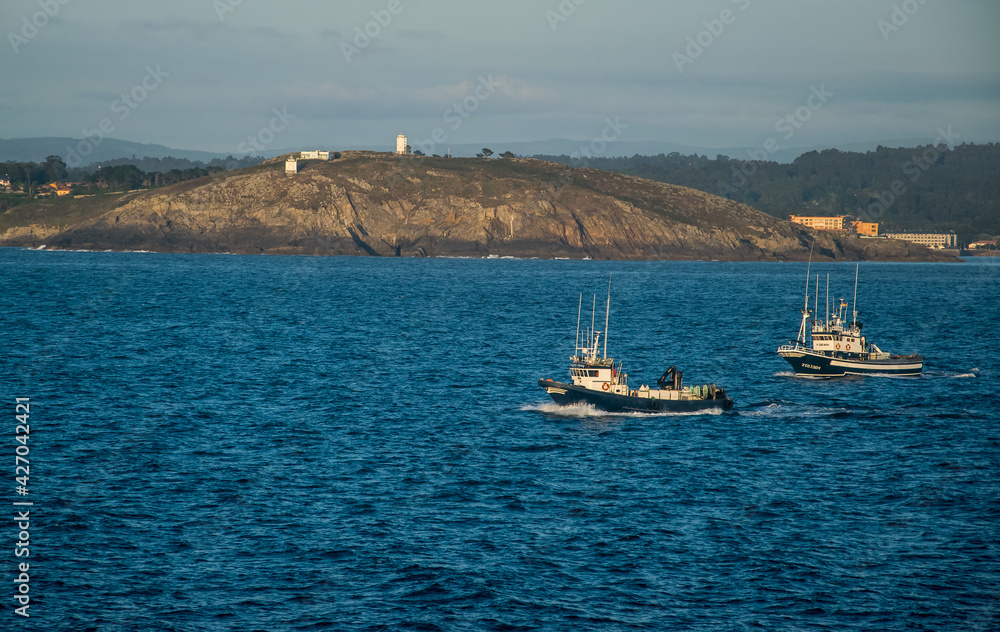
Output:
[
  {"left": 777, "top": 349, "right": 923, "bottom": 377},
  {"left": 538, "top": 379, "right": 733, "bottom": 413}
]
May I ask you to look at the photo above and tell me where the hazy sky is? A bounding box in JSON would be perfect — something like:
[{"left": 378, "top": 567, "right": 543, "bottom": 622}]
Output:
[{"left": 3, "top": 0, "right": 998, "bottom": 154}]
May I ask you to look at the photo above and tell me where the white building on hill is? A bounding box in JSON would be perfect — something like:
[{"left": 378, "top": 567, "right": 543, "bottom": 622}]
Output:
[
  {"left": 396, "top": 133, "right": 408, "bottom": 155},
  {"left": 884, "top": 231, "right": 957, "bottom": 249},
  {"left": 299, "top": 150, "right": 331, "bottom": 160}
]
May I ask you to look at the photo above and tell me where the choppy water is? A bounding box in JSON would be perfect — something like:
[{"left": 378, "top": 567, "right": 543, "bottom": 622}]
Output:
[{"left": 3, "top": 250, "right": 998, "bottom": 631}]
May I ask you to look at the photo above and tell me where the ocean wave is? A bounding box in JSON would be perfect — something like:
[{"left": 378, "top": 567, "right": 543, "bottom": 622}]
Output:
[
  {"left": 522, "top": 402, "right": 723, "bottom": 418},
  {"left": 740, "top": 401, "right": 854, "bottom": 418},
  {"left": 738, "top": 402, "right": 785, "bottom": 417},
  {"left": 948, "top": 368, "right": 979, "bottom": 378}
]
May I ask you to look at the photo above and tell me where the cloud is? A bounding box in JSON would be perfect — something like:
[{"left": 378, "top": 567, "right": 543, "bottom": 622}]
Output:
[
  {"left": 285, "top": 74, "right": 554, "bottom": 120},
  {"left": 118, "top": 17, "right": 221, "bottom": 40},
  {"left": 117, "top": 17, "right": 291, "bottom": 45},
  {"left": 320, "top": 28, "right": 344, "bottom": 44},
  {"left": 2, "top": 0, "right": 997, "bottom": 151},
  {"left": 395, "top": 29, "right": 446, "bottom": 41}
]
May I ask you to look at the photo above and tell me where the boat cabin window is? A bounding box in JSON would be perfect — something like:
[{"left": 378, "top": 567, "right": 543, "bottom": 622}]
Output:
[{"left": 589, "top": 370, "right": 598, "bottom": 377}]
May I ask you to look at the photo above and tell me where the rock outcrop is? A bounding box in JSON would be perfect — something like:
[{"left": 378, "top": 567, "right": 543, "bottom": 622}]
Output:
[{"left": 0, "top": 152, "right": 955, "bottom": 261}]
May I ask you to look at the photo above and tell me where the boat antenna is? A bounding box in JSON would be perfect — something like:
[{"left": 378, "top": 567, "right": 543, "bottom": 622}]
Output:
[
  {"left": 799, "top": 240, "right": 814, "bottom": 343},
  {"left": 851, "top": 263, "right": 859, "bottom": 327},
  {"left": 825, "top": 273, "right": 830, "bottom": 325},
  {"left": 575, "top": 293, "right": 582, "bottom": 357},
  {"left": 814, "top": 273, "right": 819, "bottom": 327},
  {"left": 603, "top": 274, "right": 612, "bottom": 359},
  {"left": 591, "top": 294, "right": 597, "bottom": 355},
  {"left": 802, "top": 240, "right": 814, "bottom": 314}
]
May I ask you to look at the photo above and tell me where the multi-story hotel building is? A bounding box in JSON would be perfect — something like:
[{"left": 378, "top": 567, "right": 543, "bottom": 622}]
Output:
[
  {"left": 849, "top": 220, "right": 879, "bottom": 237},
  {"left": 884, "top": 232, "right": 957, "bottom": 249},
  {"left": 788, "top": 215, "right": 847, "bottom": 230}
]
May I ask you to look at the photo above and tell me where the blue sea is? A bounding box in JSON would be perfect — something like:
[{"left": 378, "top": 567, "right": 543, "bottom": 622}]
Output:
[{"left": 2, "top": 249, "right": 998, "bottom": 631}]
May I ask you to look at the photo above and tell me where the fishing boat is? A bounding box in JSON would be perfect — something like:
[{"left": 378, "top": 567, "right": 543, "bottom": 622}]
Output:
[
  {"left": 777, "top": 264, "right": 924, "bottom": 377},
  {"left": 538, "top": 285, "right": 734, "bottom": 413}
]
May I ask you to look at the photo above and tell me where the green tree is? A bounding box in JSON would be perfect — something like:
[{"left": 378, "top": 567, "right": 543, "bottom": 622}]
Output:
[{"left": 43, "top": 155, "right": 68, "bottom": 183}]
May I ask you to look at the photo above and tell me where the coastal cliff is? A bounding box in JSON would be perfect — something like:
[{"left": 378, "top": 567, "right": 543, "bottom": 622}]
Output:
[{"left": 0, "top": 152, "right": 954, "bottom": 261}]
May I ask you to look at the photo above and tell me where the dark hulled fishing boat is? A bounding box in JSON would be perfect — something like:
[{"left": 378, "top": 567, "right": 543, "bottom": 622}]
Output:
[
  {"left": 539, "top": 288, "right": 733, "bottom": 413},
  {"left": 777, "top": 265, "right": 924, "bottom": 377}
]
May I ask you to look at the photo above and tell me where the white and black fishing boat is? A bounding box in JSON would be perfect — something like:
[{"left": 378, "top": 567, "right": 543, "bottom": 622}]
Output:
[
  {"left": 539, "top": 286, "right": 734, "bottom": 413},
  {"left": 777, "top": 264, "right": 924, "bottom": 377}
]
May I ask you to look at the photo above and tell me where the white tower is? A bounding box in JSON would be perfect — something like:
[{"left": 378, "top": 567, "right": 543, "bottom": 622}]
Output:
[{"left": 396, "top": 133, "right": 407, "bottom": 155}]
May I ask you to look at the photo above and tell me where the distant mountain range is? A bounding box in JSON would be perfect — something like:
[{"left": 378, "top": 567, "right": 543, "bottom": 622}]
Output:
[
  {"left": 431, "top": 139, "right": 936, "bottom": 163},
  {"left": 1, "top": 136, "right": 941, "bottom": 166},
  {"left": 0, "top": 137, "right": 232, "bottom": 165}
]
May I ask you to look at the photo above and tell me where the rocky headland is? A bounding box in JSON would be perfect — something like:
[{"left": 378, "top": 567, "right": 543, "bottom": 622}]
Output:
[{"left": 0, "top": 152, "right": 955, "bottom": 261}]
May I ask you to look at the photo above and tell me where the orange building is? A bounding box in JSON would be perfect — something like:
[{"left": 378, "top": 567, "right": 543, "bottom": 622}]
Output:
[
  {"left": 849, "top": 220, "right": 879, "bottom": 236},
  {"left": 968, "top": 240, "right": 997, "bottom": 250},
  {"left": 788, "top": 215, "right": 847, "bottom": 231}
]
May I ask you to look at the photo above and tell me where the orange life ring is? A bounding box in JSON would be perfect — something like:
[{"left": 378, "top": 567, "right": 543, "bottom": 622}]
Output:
[
  {"left": 846, "top": 344, "right": 851, "bottom": 351},
  {"left": 602, "top": 383, "right": 609, "bottom": 391},
  {"left": 835, "top": 343, "right": 841, "bottom": 350}
]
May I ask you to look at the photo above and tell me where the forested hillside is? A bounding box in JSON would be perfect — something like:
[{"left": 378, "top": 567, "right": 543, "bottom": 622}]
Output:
[{"left": 537, "top": 143, "right": 1000, "bottom": 244}]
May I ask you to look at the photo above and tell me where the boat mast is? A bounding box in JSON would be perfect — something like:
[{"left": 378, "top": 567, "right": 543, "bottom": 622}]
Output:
[
  {"left": 590, "top": 294, "right": 597, "bottom": 356},
  {"left": 798, "top": 244, "right": 813, "bottom": 343},
  {"left": 825, "top": 274, "right": 830, "bottom": 327},
  {"left": 603, "top": 275, "right": 611, "bottom": 359},
  {"left": 575, "top": 293, "right": 582, "bottom": 357},
  {"left": 814, "top": 274, "right": 818, "bottom": 328},
  {"left": 851, "top": 263, "right": 859, "bottom": 327},
  {"left": 803, "top": 254, "right": 812, "bottom": 315}
]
